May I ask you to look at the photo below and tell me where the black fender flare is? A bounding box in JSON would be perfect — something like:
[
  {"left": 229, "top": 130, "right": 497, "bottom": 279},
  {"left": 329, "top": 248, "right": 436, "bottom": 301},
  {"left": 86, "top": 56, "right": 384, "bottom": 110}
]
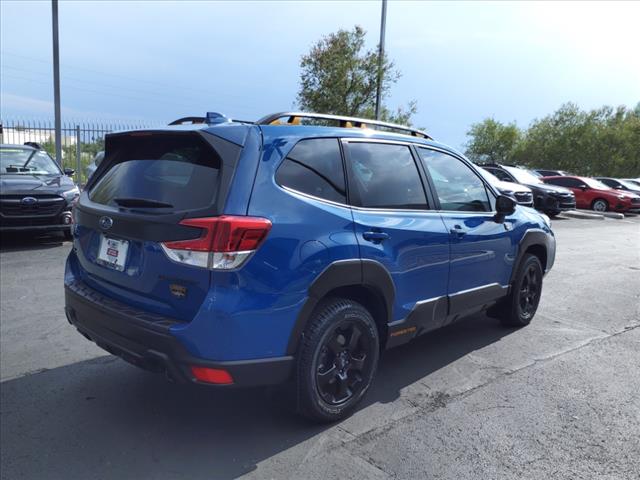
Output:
[
  {"left": 285, "top": 259, "right": 395, "bottom": 355},
  {"left": 510, "top": 229, "right": 555, "bottom": 285}
]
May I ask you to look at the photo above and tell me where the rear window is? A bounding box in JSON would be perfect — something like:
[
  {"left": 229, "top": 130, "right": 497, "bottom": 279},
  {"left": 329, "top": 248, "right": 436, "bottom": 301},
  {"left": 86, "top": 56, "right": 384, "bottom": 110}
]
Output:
[
  {"left": 275, "top": 138, "right": 346, "bottom": 203},
  {"left": 89, "top": 133, "right": 225, "bottom": 211}
]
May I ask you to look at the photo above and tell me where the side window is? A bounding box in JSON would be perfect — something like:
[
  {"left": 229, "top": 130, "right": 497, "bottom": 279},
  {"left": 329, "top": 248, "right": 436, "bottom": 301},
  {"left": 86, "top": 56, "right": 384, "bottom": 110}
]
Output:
[
  {"left": 489, "top": 168, "right": 513, "bottom": 182},
  {"left": 418, "top": 148, "right": 491, "bottom": 212},
  {"left": 345, "top": 142, "right": 427, "bottom": 209},
  {"left": 275, "top": 138, "right": 346, "bottom": 203},
  {"left": 548, "top": 177, "right": 577, "bottom": 187}
]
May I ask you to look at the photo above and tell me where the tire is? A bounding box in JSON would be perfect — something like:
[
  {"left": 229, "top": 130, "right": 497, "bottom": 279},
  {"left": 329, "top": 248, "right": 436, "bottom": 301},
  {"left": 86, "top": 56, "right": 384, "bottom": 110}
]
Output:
[
  {"left": 545, "top": 210, "right": 560, "bottom": 218},
  {"left": 296, "top": 298, "right": 380, "bottom": 423},
  {"left": 494, "top": 254, "right": 544, "bottom": 327},
  {"left": 592, "top": 198, "right": 609, "bottom": 212},
  {"left": 62, "top": 229, "right": 73, "bottom": 241}
]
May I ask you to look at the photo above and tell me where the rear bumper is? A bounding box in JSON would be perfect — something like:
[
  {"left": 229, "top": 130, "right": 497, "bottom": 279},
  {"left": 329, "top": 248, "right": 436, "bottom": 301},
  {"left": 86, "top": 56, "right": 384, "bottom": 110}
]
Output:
[{"left": 64, "top": 279, "right": 294, "bottom": 387}]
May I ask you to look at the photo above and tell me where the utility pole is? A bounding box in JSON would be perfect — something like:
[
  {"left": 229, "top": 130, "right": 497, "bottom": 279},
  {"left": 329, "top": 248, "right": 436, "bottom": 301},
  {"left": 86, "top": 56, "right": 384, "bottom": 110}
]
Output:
[
  {"left": 52, "top": 0, "right": 62, "bottom": 165},
  {"left": 374, "top": 0, "right": 387, "bottom": 120}
]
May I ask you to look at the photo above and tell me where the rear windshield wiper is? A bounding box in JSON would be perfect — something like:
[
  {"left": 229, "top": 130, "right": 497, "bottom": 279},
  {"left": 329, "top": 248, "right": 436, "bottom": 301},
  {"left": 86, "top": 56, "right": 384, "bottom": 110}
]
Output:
[{"left": 113, "top": 197, "right": 174, "bottom": 208}]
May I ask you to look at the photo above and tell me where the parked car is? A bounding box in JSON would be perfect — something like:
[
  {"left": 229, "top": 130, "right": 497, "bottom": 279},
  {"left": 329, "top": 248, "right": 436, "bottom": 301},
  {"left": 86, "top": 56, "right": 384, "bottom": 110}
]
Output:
[
  {"left": 542, "top": 176, "right": 640, "bottom": 212},
  {"left": 595, "top": 177, "right": 640, "bottom": 194},
  {"left": 479, "top": 164, "right": 575, "bottom": 216},
  {"left": 534, "top": 169, "right": 572, "bottom": 177},
  {"left": 622, "top": 178, "right": 640, "bottom": 188},
  {"left": 476, "top": 167, "right": 534, "bottom": 206},
  {"left": 85, "top": 151, "right": 104, "bottom": 180},
  {"left": 0, "top": 143, "right": 79, "bottom": 239},
  {"left": 64, "top": 111, "right": 556, "bottom": 422}
]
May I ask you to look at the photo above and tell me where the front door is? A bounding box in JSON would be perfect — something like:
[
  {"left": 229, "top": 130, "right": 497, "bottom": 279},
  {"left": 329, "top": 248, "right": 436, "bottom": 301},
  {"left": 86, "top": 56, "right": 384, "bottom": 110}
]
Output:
[
  {"left": 417, "top": 147, "right": 514, "bottom": 320},
  {"left": 343, "top": 140, "right": 450, "bottom": 345}
]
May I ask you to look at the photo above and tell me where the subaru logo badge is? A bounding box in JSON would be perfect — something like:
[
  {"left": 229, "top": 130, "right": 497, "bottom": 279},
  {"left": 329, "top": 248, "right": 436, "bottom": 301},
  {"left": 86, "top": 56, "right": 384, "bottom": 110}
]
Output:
[
  {"left": 99, "top": 216, "right": 113, "bottom": 230},
  {"left": 21, "top": 196, "right": 38, "bottom": 205}
]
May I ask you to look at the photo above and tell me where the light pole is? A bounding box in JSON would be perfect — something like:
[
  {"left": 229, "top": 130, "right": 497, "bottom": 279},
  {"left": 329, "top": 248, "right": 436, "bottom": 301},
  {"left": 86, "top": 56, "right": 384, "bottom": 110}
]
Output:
[
  {"left": 374, "top": 0, "right": 387, "bottom": 120},
  {"left": 52, "top": 0, "right": 62, "bottom": 165}
]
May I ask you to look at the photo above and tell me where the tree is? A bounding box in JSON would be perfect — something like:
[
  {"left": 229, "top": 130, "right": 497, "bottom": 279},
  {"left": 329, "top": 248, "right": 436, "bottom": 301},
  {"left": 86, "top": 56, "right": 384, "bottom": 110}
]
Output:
[
  {"left": 464, "top": 118, "right": 521, "bottom": 164},
  {"left": 297, "top": 26, "right": 416, "bottom": 124},
  {"left": 465, "top": 103, "right": 640, "bottom": 177}
]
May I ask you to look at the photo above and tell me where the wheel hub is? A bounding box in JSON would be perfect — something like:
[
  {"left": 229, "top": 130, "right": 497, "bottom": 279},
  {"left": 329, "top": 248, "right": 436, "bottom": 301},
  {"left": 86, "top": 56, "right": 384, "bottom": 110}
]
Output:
[{"left": 315, "top": 321, "right": 371, "bottom": 405}]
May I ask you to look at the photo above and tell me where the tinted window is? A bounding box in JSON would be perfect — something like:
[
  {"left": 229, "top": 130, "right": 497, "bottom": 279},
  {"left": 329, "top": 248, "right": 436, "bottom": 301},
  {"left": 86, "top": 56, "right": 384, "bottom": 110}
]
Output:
[
  {"left": 487, "top": 168, "right": 513, "bottom": 182},
  {"left": 418, "top": 148, "right": 491, "bottom": 212},
  {"left": 276, "top": 138, "right": 346, "bottom": 203},
  {"left": 90, "top": 134, "right": 225, "bottom": 211},
  {"left": 547, "top": 177, "right": 582, "bottom": 188},
  {"left": 346, "top": 143, "right": 427, "bottom": 209},
  {"left": 598, "top": 178, "right": 616, "bottom": 188}
]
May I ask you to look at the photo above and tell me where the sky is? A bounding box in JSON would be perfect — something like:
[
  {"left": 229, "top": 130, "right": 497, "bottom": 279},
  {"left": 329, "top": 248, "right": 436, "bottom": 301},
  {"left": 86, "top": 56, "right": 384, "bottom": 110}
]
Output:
[{"left": 1, "top": 0, "right": 639, "bottom": 150}]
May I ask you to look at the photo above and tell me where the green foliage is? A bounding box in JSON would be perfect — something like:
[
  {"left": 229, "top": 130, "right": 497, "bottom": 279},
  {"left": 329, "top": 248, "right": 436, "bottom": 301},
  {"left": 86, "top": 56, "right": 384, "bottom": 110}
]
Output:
[
  {"left": 39, "top": 135, "right": 105, "bottom": 181},
  {"left": 465, "top": 102, "right": 640, "bottom": 177},
  {"left": 297, "top": 26, "right": 416, "bottom": 124},
  {"left": 465, "top": 119, "right": 521, "bottom": 164}
]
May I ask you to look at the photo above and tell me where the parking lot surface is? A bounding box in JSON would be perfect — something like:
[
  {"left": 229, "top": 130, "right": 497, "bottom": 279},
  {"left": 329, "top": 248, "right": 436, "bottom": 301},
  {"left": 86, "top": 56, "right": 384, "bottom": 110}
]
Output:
[{"left": 1, "top": 216, "right": 639, "bottom": 479}]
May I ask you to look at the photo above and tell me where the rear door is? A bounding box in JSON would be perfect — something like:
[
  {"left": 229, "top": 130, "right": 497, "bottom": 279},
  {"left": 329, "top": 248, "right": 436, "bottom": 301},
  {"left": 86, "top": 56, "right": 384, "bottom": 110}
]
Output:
[
  {"left": 74, "top": 130, "right": 244, "bottom": 321},
  {"left": 417, "top": 147, "right": 514, "bottom": 317},
  {"left": 343, "top": 139, "right": 450, "bottom": 341}
]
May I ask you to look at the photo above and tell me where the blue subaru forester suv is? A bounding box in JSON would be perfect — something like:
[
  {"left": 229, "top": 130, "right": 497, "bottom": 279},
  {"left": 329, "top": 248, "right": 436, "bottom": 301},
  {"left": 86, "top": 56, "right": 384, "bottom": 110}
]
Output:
[{"left": 65, "top": 112, "right": 555, "bottom": 422}]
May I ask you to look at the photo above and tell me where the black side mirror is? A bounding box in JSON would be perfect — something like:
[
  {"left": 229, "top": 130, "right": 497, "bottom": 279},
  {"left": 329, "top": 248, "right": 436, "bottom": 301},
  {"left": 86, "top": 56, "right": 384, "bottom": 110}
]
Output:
[
  {"left": 63, "top": 168, "right": 75, "bottom": 176},
  {"left": 579, "top": 185, "right": 587, "bottom": 190},
  {"left": 495, "top": 194, "right": 516, "bottom": 222}
]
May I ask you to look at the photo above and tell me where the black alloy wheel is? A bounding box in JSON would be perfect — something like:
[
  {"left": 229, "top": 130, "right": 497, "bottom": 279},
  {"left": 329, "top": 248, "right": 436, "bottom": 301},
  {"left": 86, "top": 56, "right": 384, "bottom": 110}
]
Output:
[
  {"left": 296, "top": 298, "right": 379, "bottom": 422},
  {"left": 315, "top": 320, "right": 373, "bottom": 405},
  {"left": 518, "top": 263, "right": 541, "bottom": 320},
  {"left": 492, "top": 253, "right": 544, "bottom": 327}
]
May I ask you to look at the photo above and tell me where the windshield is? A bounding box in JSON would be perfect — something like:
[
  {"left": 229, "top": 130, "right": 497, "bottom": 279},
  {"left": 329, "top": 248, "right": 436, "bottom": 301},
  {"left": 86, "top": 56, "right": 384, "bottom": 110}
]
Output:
[
  {"left": 584, "top": 178, "right": 613, "bottom": 190},
  {"left": 0, "top": 148, "right": 61, "bottom": 175},
  {"left": 503, "top": 166, "right": 542, "bottom": 184}
]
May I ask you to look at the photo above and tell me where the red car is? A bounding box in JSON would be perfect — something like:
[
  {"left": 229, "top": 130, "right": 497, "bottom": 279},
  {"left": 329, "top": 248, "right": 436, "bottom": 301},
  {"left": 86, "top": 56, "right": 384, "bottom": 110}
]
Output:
[{"left": 542, "top": 176, "right": 640, "bottom": 212}]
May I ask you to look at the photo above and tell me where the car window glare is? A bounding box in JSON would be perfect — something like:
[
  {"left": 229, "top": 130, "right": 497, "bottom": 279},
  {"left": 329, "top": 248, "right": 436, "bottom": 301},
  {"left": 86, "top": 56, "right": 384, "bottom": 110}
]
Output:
[
  {"left": 503, "top": 166, "right": 542, "bottom": 184},
  {"left": 419, "top": 148, "right": 491, "bottom": 212},
  {"left": 346, "top": 143, "right": 427, "bottom": 209}
]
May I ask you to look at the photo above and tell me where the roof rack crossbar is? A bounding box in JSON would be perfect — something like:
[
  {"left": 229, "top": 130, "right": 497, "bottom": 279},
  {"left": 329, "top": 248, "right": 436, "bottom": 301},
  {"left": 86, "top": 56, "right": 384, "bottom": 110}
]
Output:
[{"left": 256, "top": 112, "right": 432, "bottom": 140}]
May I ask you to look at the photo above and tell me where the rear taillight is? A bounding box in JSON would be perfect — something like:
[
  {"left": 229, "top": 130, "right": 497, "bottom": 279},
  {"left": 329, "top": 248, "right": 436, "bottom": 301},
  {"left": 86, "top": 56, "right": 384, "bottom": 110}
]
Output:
[{"left": 160, "top": 216, "right": 272, "bottom": 270}]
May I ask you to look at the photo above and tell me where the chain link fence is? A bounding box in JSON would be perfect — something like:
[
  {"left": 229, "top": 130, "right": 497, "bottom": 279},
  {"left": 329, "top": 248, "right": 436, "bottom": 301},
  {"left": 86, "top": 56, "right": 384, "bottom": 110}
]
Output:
[{"left": 0, "top": 119, "right": 157, "bottom": 186}]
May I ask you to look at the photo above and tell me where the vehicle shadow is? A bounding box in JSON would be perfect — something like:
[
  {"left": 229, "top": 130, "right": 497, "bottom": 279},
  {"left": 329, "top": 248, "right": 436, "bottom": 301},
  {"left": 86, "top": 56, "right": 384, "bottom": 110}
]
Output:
[
  {"left": 0, "top": 231, "right": 68, "bottom": 252},
  {"left": 0, "top": 314, "right": 514, "bottom": 480}
]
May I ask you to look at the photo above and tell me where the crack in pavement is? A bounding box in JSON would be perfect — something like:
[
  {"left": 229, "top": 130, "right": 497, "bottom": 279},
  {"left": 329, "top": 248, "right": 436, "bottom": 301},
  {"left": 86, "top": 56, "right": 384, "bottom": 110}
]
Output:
[{"left": 340, "top": 322, "right": 640, "bottom": 451}]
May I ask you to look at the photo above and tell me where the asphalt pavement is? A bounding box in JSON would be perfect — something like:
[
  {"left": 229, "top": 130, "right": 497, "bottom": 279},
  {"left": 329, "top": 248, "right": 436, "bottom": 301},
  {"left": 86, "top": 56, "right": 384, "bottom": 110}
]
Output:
[{"left": 1, "top": 216, "right": 639, "bottom": 479}]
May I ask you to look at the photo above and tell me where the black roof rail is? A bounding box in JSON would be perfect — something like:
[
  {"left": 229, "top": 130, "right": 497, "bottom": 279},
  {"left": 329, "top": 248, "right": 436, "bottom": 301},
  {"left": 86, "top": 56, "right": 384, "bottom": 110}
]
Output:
[
  {"left": 256, "top": 111, "right": 432, "bottom": 140},
  {"left": 168, "top": 117, "right": 207, "bottom": 126}
]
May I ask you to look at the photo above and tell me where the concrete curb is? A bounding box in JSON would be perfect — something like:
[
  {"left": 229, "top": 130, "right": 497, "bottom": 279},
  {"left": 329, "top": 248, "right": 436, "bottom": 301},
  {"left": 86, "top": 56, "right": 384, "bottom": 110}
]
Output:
[
  {"left": 562, "top": 210, "right": 605, "bottom": 220},
  {"left": 574, "top": 210, "right": 625, "bottom": 220},
  {"left": 600, "top": 212, "right": 625, "bottom": 219}
]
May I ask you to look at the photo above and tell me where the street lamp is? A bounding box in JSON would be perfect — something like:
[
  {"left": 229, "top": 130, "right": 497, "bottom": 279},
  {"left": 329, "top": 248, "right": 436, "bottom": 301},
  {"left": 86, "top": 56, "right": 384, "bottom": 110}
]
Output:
[
  {"left": 374, "top": 0, "right": 387, "bottom": 120},
  {"left": 51, "top": 0, "right": 62, "bottom": 165}
]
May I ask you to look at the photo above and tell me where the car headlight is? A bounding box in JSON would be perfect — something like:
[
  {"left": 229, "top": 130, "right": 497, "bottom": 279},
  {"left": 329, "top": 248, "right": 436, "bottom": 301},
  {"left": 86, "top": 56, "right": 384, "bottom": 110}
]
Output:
[{"left": 62, "top": 187, "right": 80, "bottom": 200}]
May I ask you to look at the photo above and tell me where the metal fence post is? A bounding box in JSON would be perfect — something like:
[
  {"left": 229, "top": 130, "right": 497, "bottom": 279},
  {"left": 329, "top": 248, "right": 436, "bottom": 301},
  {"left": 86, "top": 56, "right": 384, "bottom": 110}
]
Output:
[{"left": 75, "top": 125, "right": 81, "bottom": 186}]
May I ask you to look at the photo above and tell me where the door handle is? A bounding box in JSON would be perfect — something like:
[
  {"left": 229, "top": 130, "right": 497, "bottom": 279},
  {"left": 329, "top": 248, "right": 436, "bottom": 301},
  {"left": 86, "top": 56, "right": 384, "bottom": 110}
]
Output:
[
  {"left": 363, "top": 231, "right": 389, "bottom": 243},
  {"left": 449, "top": 225, "right": 467, "bottom": 237}
]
